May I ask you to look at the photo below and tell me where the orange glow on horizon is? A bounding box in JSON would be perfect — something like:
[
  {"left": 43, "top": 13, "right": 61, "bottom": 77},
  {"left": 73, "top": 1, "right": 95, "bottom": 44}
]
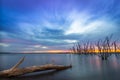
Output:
[
  {"left": 71, "top": 49, "right": 120, "bottom": 54},
  {"left": 46, "top": 50, "right": 70, "bottom": 53},
  {"left": 22, "top": 50, "right": 71, "bottom": 53},
  {"left": 22, "top": 49, "right": 120, "bottom": 53}
]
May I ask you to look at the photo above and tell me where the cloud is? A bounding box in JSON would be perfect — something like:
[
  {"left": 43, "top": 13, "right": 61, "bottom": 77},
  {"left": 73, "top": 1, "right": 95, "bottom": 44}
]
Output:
[
  {"left": 0, "top": 43, "right": 9, "bottom": 47},
  {"left": 33, "top": 45, "right": 48, "bottom": 49},
  {"left": 41, "top": 46, "right": 48, "bottom": 49},
  {"left": 33, "top": 45, "right": 41, "bottom": 48},
  {"left": 0, "top": 0, "right": 120, "bottom": 53},
  {"left": 65, "top": 11, "right": 118, "bottom": 36},
  {"left": 64, "top": 40, "right": 78, "bottom": 43}
]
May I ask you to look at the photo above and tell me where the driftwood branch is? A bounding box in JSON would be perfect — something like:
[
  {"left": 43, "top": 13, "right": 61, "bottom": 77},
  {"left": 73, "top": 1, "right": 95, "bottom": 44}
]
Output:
[
  {"left": 11, "top": 56, "right": 25, "bottom": 70},
  {"left": 0, "top": 57, "right": 72, "bottom": 77}
]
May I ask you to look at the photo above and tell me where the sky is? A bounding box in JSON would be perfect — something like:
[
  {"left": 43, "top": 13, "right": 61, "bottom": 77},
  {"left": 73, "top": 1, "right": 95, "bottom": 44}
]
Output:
[{"left": 0, "top": 0, "right": 120, "bottom": 53}]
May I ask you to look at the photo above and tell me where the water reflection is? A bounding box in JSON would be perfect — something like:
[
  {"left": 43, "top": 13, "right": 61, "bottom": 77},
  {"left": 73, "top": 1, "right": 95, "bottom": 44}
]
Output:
[
  {"left": 0, "top": 54, "right": 120, "bottom": 80},
  {"left": 109, "top": 55, "right": 120, "bottom": 70}
]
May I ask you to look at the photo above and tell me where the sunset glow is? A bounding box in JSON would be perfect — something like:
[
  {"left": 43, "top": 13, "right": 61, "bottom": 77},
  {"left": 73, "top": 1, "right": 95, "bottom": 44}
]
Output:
[
  {"left": 22, "top": 50, "right": 70, "bottom": 53},
  {"left": 0, "top": 0, "right": 120, "bottom": 53}
]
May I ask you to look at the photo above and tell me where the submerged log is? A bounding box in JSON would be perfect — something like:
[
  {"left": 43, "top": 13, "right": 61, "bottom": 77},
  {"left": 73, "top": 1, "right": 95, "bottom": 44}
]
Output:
[{"left": 0, "top": 57, "right": 72, "bottom": 77}]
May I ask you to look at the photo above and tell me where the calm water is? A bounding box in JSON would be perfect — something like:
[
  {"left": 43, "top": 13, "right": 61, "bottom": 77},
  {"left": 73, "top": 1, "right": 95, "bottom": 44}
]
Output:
[{"left": 0, "top": 54, "right": 120, "bottom": 80}]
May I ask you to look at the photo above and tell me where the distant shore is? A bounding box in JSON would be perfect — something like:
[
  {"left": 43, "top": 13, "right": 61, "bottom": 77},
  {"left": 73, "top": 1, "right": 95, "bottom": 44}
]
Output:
[{"left": 0, "top": 52, "right": 120, "bottom": 54}]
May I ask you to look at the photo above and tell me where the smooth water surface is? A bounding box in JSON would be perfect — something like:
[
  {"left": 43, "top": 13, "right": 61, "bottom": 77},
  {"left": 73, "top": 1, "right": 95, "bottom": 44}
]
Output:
[{"left": 0, "top": 54, "right": 120, "bottom": 80}]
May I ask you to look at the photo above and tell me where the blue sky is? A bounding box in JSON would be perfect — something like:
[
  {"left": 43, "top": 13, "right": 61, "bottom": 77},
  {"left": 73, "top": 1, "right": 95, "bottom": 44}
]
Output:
[{"left": 0, "top": 0, "right": 120, "bottom": 53}]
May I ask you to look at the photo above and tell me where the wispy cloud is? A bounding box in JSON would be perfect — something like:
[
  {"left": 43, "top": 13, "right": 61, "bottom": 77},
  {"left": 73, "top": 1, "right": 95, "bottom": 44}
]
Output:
[
  {"left": 65, "top": 11, "right": 117, "bottom": 35},
  {"left": 0, "top": 0, "right": 120, "bottom": 53},
  {"left": 0, "top": 43, "right": 9, "bottom": 47}
]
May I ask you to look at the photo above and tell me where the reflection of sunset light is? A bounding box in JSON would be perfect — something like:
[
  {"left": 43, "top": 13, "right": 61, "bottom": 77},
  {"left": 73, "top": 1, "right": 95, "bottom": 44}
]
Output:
[
  {"left": 111, "top": 56, "right": 119, "bottom": 69},
  {"left": 94, "top": 56, "right": 101, "bottom": 70}
]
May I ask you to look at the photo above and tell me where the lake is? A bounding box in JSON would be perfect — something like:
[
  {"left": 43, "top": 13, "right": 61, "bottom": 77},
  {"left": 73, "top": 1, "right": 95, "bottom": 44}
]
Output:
[{"left": 0, "top": 53, "right": 120, "bottom": 80}]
